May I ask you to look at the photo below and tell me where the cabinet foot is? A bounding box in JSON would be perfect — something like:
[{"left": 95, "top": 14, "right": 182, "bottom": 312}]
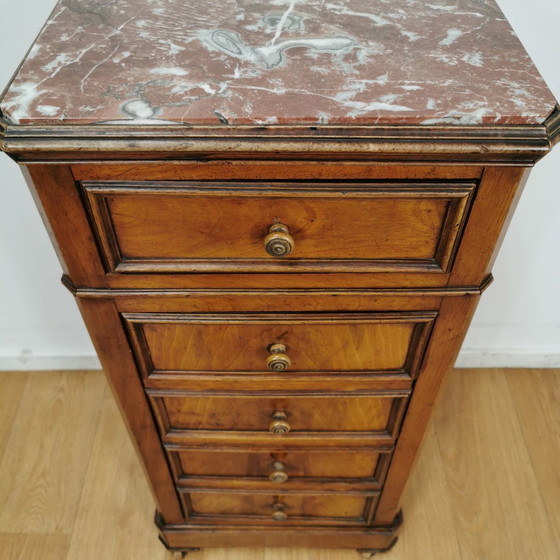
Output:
[
  {"left": 170, "top": 549, "right": 199, "bottom": 558},
  {"left": 357, "top": 536, "right": 398, "bottom": 558}
]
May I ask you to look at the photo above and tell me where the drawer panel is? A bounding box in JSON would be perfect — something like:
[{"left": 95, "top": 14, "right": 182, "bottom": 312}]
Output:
[
  {"left": 125, "top": 312, "right": 436, "bottom": 378},
  {"left": 168, "top": 449, "right": 390, "bottom": 488},
  {"left": 183, "top": 490, "right": 375, "bottom": 525},
  {"left": 149, "top": 393, "right": 408, "bottom": 437},
  {"left": 82, "top": 181, "right": 475, "bottom": 274}
]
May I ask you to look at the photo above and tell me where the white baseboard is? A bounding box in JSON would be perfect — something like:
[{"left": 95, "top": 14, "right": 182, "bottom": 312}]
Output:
[
  {"left": 0, "top": 348, "right": 559, "bottom": 371},
  {"left": 0, "top": 353, "right": 101, "bottom": 371},
  {"left": 455, "top": 347, "right": 560, "bottom": 368}
]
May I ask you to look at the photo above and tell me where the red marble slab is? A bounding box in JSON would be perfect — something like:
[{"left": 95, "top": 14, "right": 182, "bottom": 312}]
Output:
[{"left": 0, "top": 0, "right": 557, "bottom": 126}]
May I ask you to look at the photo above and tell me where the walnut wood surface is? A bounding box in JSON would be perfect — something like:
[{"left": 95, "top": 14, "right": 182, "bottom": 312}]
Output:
[
  {"left": 124, "top": 312, "right": 435, "bottom": 376},
  {"left": 82, "top": 181, "right": 473, "bottom": 274},
  {"left": 185, "top": 491, "right": 372, "bottom": 522},
  {"left": 173, "top": 450, "right": 382, "bottom": 481},
  {"left": 152, "top": 394, "right": 402, "bottom": 434},
  {"left": 6, "top": 143, "right": 547, "bottom": 550},
  {"left": 1, "top": 0, "right": 558, "bottom": 550}
]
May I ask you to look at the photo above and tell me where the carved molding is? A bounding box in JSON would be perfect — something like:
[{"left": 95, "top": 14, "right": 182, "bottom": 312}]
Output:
[
  {"left": 545, "top": 105, "right": 560, "bottom": 147},
  {"left": 0, "top": 117, "right": 553, "bottom": 164}
]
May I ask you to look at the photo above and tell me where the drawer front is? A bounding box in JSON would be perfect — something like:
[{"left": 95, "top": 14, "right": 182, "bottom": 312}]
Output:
[
  {"left": 183, "top": 490, "right": 375, "bottom": 525},
  {"left": 82, "top": 181, "right": 475, "bottom": 274},
  {"left": 150, "top": 393, "right": 407, "bottom": 436},
  {"left": 125, "top": 312, "right": 436, "bottom": 378},
  {"left": 169, "top": 449, "right": 390, "bottom": 488}
]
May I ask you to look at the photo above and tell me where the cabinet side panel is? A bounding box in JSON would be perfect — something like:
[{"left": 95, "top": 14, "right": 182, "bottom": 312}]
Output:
[
  {"left": 22, "top": 165, "right": 107, "bottom": 287},
  {"left": 448, "top": 166, "right": 530, "bottom": 285},
  {"left": 373, "top": 294, "right": 481, "bottom": 525},
  {"left": 76, "top": 297, "right": 184, "bottom": 523}
]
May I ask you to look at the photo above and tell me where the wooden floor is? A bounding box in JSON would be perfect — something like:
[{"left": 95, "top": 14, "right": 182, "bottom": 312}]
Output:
[{"left": 0, "top": 369, "right": 558, "bottom": 560}]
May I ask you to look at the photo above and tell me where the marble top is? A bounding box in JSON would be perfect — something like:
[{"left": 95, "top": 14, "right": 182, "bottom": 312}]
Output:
[{"left": 0, "top": 0, "right": 557, "bottom": 127}]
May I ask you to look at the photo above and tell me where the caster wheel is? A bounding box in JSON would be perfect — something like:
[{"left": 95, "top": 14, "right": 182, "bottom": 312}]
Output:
[{"left": 358, "top": 552, "right": 376, "bottom": 559}]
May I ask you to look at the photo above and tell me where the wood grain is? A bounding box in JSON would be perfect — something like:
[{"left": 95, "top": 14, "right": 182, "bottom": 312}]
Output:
[
  {"left": 0, "top": 534, "right": 70, "bottom": 560},
  {"left": 126, "top": 312, "right": 433, "bottom": 375},
  {"left": 71, "top": 162, "right": 483, "bottom": 182},
  {"left": 174, "top": 449, "right": 381, "bottom": 480},
  {"left": 155, "top": 394, "right": 399, "bottom": 433},
  {"left": 395, "top": 423, "right": 462, "bottom": 559},
  {"left": 83, "top": 182, "right": 473, "bottom": 274},
  {"left": 506, "top": 369, "right": 560, "bottom": 548},
  {"left": 187, "top": 491, "right": 370, "bottom": 521},
  {"left": 448, "top": 166, "right": 530, "bottom": 286},
  {"left": 75, "top": 298, "right": 185, "bottom": 523},
  {"left": 434, "top": 369, "right": 558, "bottom": 560},
  {"left": 22, "top": 165, "right": 108, "bottom": 287},
  {"left": 0, "top": 370, "right": 104, "bottom": 533},
  {"left": 0, "top": 372, "right": 28, "bottom": 463},
  {"left": 65, "top": 389, "right": 169, "bottom": 560},
  {"left": 1, "top": 369, "right": 559, "bottom": 558}
]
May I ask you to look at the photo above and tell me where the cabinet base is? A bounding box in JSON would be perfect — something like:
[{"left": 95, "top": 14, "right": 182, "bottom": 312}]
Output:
[
  {"left": 155, "top": 511, "right": 402, "bottom": 551},
  {"left": 357, "top": 535, "right": 399, "bottom": 557}
]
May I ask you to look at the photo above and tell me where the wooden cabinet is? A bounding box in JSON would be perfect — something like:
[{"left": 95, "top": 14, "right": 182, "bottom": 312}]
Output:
[{"left": 1, "top": 0, "right": 558, "bottom": 556}]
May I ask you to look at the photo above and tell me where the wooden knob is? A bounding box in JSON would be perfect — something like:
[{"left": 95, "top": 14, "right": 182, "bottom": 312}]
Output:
[
  {"left": 269, "top": 461, "right": 288, "bottom": 483},
  {"left": 264, "top": 223, "right": 294, "bottom": 257},
  {"left": 271, "top": 502, "right": 288, "bottom": 521},
  {"left": 269, "top": 411, "right": 290, "bottom": 435},
  {"left": 266, "top": 343, "right": 291, "bottom": 372}
]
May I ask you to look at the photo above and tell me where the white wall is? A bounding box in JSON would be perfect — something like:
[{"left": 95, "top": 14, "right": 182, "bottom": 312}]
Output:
[{"left": 0, "top": 0, "right": 559, "bottom": 370}]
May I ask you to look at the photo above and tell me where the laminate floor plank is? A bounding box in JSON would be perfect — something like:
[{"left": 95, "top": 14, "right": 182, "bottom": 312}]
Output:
[
  {"left": 0, "top": 370, "right": 105, "bottom": 534},
  {"left": 65, "top": 388, "right": 169, "bottom": 560},
  {"left": 0, "top": 372, "right": 28, "bottom": 463},
  {"left": 506, "top": 368, "right": 560, "bottom": 548},
  {"left": 0, "top": 533, "right": 70, "bottom": 560},
  {"left": 0, "top": 369, "right": 559, "bottom": 559},
  {"left": 433, "top": 369, "right": 557, "bottom": 560},
  {"left": 390, "top": 422, "right": 463, "bottom": 559}
]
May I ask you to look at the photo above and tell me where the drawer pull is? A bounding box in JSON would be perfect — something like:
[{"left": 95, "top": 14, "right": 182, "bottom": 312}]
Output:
[
  {"left": 269, "top": 461, "right": 289, "bottom": 483},
  {"left": 269, "top": 411, "right": 291, "bottom": 435},
  {"left": 264, "top": 223, "right": 294, "bottom": 257},
  {"left": 266, "top": 343, "right": 291, "bottom": 372},
  {"left": 271, "top": 501, "right": 288, "bottom": 521}
]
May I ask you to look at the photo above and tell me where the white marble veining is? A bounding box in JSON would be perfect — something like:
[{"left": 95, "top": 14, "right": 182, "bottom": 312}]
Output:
[{"left": 0, "top": 0, "right": 557, "bottom": 126}]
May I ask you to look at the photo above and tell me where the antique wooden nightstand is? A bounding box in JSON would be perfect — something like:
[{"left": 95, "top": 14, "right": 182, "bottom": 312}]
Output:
[{"left": 1, "top": 0, "right": 558, "bottom": 556}]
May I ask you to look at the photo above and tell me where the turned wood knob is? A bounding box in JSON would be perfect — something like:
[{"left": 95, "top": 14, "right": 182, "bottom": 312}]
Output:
[
  {"left": 264, "top": 223, "right": 294, "bottom": 257},
  {"left": 269, "top": 461, "right": 289, "bottom": 483},
  {"left": 266, "top": 343, "right": 291, "bottom": 371},
  {"left": 271, "top": 501, "right": 288, "bottom": 521},
  {"left": 269, "top": 411, "right": 290, "bottom": 435}
]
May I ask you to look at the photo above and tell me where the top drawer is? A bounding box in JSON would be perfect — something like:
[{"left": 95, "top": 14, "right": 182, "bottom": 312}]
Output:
[{"left": 82, "top": 181, "right": 475, "bottom": 275}]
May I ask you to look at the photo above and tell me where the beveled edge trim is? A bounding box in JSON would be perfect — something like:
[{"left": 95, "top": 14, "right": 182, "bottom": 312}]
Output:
[
  {"left": 479, "top": 273, "right": 494, "bottom": 294},
  {"left": 61, "top": 273, "right": 493, "bottom": 297},
  {"left": 0, "top": 118, "right": 552, "bottom": 163},
  {"left": 545, "top": 105, "right": 560, "bottom": 147},
  {"left": 123, "top": 311, "right": 437, "bottom": 325},
  {"left": 80, "top": 179, "right": 476, "bottom": 276}
]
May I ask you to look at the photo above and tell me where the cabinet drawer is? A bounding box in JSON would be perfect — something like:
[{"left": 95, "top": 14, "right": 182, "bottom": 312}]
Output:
[
  {"left": 82, "top": 181, "right": 475, "bottom": 274},
  {"left": 125, "top": 312, "right": 436, "bottom": 378},
  {"left": 150, "top": 393, "right": 408, "bottom": 438},
  {"left": 168, "top": 449, "right": 390, "bottom": 489},
  {"left": 183, "top": 490, "right": 376, "bottom": 525}
]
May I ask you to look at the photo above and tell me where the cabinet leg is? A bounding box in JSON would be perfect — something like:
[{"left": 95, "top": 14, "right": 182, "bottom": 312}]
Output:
[
  {"left": 357, "top": 536, "right": 398, "bottom": 558},
  {"left": 170, "top": 550, "right": 199, "bottom": 558}
]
